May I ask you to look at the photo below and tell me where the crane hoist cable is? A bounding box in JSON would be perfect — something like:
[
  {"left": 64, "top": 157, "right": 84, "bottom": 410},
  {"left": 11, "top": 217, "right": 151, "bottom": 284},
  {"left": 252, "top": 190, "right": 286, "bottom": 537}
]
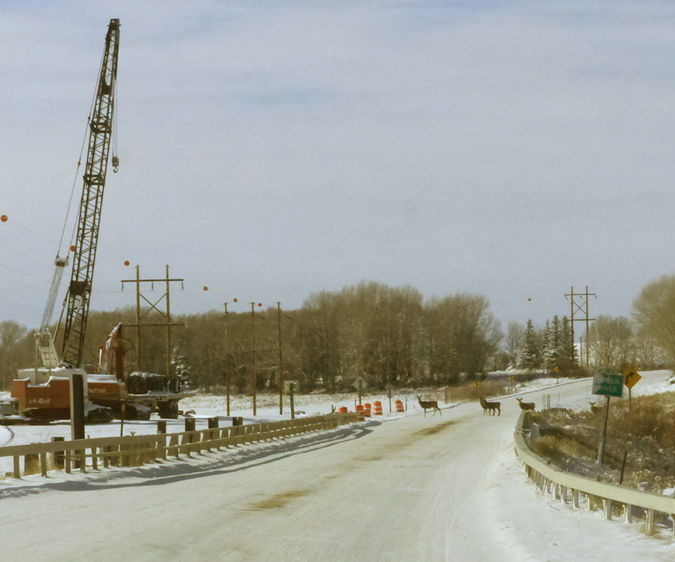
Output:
[
  {"left": 60, "top": 18, "right": 120, "bottom": 368},
  {"left": 61, "top": 48, "right": 106, "bottom": 259},
  {"left": 112, "top": 70, "right": 119, "bottom": 173},
  {"left": 42, "top": 67, "right": 100, "bottom": 340},
  {"left": 38, "top": 20, "right": 120, "bottom": 369}
]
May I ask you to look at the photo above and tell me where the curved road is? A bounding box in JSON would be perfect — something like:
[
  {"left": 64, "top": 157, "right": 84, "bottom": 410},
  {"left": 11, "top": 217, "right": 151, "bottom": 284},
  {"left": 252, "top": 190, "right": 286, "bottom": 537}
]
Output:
[{"left": 0, "top": 373, "right": 668, "bottom": 561}]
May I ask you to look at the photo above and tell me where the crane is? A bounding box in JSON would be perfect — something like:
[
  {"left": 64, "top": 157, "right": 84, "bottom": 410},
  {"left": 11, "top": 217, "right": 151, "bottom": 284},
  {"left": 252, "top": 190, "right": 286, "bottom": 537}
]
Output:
[{"left": 36, "top": 18, "right": 121, "bottom": 370}]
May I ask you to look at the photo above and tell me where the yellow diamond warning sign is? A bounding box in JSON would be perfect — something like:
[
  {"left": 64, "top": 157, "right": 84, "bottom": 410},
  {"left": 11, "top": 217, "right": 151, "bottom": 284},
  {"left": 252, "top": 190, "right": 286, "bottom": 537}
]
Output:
[{"left": 622, "top": 367, "right": 641, "bottom": 390}]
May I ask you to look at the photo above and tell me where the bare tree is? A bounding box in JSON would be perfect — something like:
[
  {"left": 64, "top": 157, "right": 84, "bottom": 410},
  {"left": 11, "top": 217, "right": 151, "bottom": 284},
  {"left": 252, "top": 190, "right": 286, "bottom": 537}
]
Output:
[
  {"left": 587, "top": 315, "right": 633, "bottom": 370},
  {"left": 631, "top": 330, "right": 664, "bottom": 370},
  {"left": 633, "top": 275, "right": 675, "bottom": 366},
  {"left": 505, "top": 322, "right": 525, "bottom": 368},
  {"left": 0, "top": 321, "right": 29, "bottom": 387}
]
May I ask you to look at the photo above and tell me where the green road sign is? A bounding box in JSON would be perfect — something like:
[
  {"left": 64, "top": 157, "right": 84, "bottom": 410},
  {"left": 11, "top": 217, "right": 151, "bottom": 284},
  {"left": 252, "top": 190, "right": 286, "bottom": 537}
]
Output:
[{"left": 592, "top": 372, "right": 623, "bottom": 398}]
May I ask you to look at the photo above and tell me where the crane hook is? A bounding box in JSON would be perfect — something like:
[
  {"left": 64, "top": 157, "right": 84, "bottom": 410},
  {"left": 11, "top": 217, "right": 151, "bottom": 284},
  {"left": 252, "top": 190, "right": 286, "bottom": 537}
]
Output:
[{"left": 112, "top": 155, "right": 119, "bottom": 173}]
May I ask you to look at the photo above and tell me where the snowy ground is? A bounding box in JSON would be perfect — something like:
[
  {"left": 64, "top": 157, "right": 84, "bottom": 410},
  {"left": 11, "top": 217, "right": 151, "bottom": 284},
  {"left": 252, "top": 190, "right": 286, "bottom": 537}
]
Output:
[
  {"left": 0, "top": 371, "right": 672, "bottom": 464},
  {"left": 489, "top": 438, "right": 675, "bottom": 561},
  {"left": 0, "top": 371, "right": 673, "bottom": 560}
]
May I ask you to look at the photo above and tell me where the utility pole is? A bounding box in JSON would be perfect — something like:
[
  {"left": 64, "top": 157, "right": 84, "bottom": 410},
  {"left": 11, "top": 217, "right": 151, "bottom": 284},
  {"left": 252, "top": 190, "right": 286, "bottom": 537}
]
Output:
[
  {"left": 250, "top": 302, "right": 262, "bottom": 416},
  {"left": 121, "top": 264, "right": 184, "bottom": 377},
  {"left": 224, "top": 302, "right": 231, "bottom": 417},
  {"left": 277, "top": 301, "right": 284, "bottom": 415},
  {"left": 565, "top": 285, "right": 596, "bottom": 368}
]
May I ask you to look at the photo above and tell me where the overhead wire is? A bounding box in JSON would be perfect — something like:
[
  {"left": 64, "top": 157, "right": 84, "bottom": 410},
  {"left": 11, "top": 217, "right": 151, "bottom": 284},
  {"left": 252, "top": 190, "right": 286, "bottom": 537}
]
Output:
[
  {"left": 0, "top": 214, "right": 60, "bottom": 267},
  {"left": 0, "top": 240, "right": 51, "bottom": 267},
  {"left": 0, "top": 275, "right": 47, "bottom": 290},
  {"left": 0, "top": 262, "right": 50, "bottom": 282},
  {"left": 112, "top": 53, "right": 119, "bottom": 172},
  {"left": 7, "top": 219, "right": 54, "bottom": 243},
  {"left": 62, "top": 58, "right": 101, "bottom": 256},
  {"left": 47, "top": 49, "right": 106, "bottom": 336}
]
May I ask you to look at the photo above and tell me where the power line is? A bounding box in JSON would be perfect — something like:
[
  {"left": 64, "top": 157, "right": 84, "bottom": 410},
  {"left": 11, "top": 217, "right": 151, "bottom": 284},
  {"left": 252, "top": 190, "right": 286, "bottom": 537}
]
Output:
[{"left": 564, "top": 285, "right": 596, "bottom": 368}]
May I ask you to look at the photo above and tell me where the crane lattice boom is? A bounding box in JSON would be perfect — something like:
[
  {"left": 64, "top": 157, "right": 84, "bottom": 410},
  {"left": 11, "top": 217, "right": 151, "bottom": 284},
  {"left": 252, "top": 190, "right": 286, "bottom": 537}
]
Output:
[{"left": 61, "top": 18, "right": 120, "bottom": 368}]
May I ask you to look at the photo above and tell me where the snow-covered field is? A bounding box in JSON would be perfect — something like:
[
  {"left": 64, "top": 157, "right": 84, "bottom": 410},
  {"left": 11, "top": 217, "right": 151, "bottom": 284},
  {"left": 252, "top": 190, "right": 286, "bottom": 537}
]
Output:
[
  {"left": 0, "top": 371, "right": 672, "bottom": 457},
  {"left": 0, "top": 371, "right": 673, "bottom": 561},
  {"left": 0, "top": 388, "right": 432, "bottom": 452}
]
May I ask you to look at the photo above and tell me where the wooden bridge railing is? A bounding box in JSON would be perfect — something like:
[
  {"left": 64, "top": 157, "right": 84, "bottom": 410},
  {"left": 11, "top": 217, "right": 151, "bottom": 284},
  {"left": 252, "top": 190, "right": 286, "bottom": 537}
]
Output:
[{"left": 0, "top": 413, "right": 359, "bottom": 481}]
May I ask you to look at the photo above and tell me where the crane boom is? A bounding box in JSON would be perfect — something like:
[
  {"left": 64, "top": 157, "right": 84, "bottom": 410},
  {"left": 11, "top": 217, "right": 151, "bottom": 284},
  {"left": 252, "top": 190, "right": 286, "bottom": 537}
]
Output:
[{"left": 60, "top": 18, "right": 120, "bottom": 368}]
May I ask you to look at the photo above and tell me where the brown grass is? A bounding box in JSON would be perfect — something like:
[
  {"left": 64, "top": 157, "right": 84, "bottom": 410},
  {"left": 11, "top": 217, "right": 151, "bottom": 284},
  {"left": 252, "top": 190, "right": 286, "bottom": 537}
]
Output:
[
  {"left": 444, "top": 380, "right": 508, "bottom": 403},
  {"left": 608, "top": 392, "right": 675, "bottom": 449},
  {"left": 531, "top": 434, "right": 595, "bottom": 460},
  {"left": 529, "top": 391, "right": 675, "bottom": 490}
]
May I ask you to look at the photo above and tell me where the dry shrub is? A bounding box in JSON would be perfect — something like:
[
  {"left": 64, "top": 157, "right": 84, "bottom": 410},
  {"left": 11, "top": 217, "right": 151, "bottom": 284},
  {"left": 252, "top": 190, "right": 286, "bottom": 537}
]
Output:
[
  {"left": 609, "top": 391, "right": 675, "bottom": 449},
  {"left": 444, "top": 380, "right": 508, "bottom": 403},
  {"left": 531, "top": 434, "right": 595, "bottom": 462},
  {"left": 531, "top": 435, "right": 559, "bottom": 458},
  {"left": 532, "top": 391, "right": 675, "bottom": 490}
]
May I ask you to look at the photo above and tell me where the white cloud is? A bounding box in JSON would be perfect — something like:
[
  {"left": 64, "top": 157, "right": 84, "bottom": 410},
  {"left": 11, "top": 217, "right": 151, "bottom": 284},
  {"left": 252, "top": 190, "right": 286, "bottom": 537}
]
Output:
[{"left": 2, "top": 1, "right": 675, "bottom": 328}]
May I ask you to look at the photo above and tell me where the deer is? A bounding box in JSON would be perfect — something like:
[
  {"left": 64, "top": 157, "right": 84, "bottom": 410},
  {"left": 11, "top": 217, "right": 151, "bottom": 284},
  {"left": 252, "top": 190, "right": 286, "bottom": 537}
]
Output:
[
  {"left": 589, "top": 401, "right": 603, "bottom": 415},
  {"left": 417, "top": 395, "right": 442, "bottom": 416},
  {"left": 516, "top": 397, "right": 535, "bottom": 411},
  {"left": 479, "top": 396, "right": 501, "bottom": 416}
]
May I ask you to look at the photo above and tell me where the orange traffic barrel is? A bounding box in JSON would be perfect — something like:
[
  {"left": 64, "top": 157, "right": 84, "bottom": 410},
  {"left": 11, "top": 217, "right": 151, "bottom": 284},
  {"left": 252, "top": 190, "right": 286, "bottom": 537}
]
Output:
[
  {"left": 395, "top": 399, "right": 404, "bottom": 413},
  {"left": 363, "top": 403, "right": 371, "bottom": 417},
  {"left": 373, "top": 401, "right": 383, "bottom": 415},
  {"left": 338, "top": 406, "right": 348, "bottom": 413}
]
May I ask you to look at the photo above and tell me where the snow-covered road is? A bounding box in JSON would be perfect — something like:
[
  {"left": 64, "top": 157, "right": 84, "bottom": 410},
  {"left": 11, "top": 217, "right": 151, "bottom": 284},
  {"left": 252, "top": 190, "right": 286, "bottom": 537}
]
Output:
[{"left": 1, "top": 373, "right": 673, "bottom": 561}]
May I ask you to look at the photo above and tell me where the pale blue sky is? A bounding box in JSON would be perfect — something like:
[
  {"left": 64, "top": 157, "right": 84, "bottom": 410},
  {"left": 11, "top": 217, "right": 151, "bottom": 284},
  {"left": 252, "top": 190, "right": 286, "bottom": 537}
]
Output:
[{"left": 2, "top": 0, "right": 675, "bottom": 331}]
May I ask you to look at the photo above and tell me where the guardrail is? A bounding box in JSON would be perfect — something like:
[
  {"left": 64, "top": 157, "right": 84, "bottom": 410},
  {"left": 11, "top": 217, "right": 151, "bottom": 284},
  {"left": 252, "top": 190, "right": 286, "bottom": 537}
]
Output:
[
  {"left": 514, "top": 412, "right": 675, "bottom": 536},
  {"left": 0, "top": 413, "right": 359, "bottom": 481}
]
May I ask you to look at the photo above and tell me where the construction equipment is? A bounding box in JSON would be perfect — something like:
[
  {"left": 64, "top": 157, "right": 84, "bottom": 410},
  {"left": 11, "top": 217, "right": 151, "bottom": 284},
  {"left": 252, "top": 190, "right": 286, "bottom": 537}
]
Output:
[
  {"left": 60, "top": 18, "right": 121, "bottom": 367},
  {"left": 35, "top": 18, "right": 121, "bottom": 370},
  {"left": 14, "top": 20, "right": 193, "bottom": 422},
  {"left": 12, "top": 19, "right": 122, "bottom": 423}
]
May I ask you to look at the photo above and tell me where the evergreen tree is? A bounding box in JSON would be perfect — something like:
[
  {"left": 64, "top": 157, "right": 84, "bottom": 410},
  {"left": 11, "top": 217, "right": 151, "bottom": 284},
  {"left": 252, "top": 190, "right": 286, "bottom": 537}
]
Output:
[
  {"left": 541, "top": 320, "right": 552, "bottom": 372},
  {"left": 549, "top": 315, "right": 561, "bottom": 368},
  {"left": 518, "top": 319, "right": 540, "bottom": 370},
  {"left": 559, "top": 316, "right": 577, "bottom": 365}
]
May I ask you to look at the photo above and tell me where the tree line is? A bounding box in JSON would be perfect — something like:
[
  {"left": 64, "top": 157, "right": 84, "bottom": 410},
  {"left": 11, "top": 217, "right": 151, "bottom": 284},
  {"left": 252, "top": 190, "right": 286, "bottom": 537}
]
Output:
[
  {"left": 502, "top": 275, "right": 675, "bottom": 374},
  {"left": 1, "top": 282, "right": 501, "bottom": 391},
  {"left": 2, "top": 275, "right": 675, "bottom": 392}
]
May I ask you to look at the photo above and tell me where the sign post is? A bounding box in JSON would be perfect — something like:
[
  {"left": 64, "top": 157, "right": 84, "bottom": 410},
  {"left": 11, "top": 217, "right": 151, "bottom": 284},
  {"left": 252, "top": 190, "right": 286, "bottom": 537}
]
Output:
[
  {"left": 387, "top": 375, "right": 392, "bottom": 413},
  {"left": 70, "top": 373, "right": 85, "bottom": 441},
  {"left": 284, "top": 380, "right": 297, "bottom": 419},
  {"left": 622, "top": 367, "right": 641, "bottom": 412},
  {"left": 592, "top": 372, "right": 623, "bottom": 466},
  {"left": 352, "top": 376, "right": 367, "bottom": 406}
]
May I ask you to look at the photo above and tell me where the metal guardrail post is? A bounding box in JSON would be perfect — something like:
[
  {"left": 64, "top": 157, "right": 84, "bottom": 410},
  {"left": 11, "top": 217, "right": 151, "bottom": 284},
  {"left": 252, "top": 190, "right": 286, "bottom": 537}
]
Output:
[
  {"left": 646, "top": 509, "right": 655, "bottom": 534},
  {"left": 514, "top": 411, "right": 675, "bottom": 537}
]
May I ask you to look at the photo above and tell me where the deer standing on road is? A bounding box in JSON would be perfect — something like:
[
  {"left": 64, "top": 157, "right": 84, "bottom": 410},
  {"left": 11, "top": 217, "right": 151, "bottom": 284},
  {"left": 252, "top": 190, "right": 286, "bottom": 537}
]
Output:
[
  {"left": 417, "top": 395, "right": 441, "bottom": 416},
  {"left": 516, "top": 398, "right": 535, "bottom": 411},
  {"left": 479, "top": 396, "right": 501, "bottom": 416}
]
